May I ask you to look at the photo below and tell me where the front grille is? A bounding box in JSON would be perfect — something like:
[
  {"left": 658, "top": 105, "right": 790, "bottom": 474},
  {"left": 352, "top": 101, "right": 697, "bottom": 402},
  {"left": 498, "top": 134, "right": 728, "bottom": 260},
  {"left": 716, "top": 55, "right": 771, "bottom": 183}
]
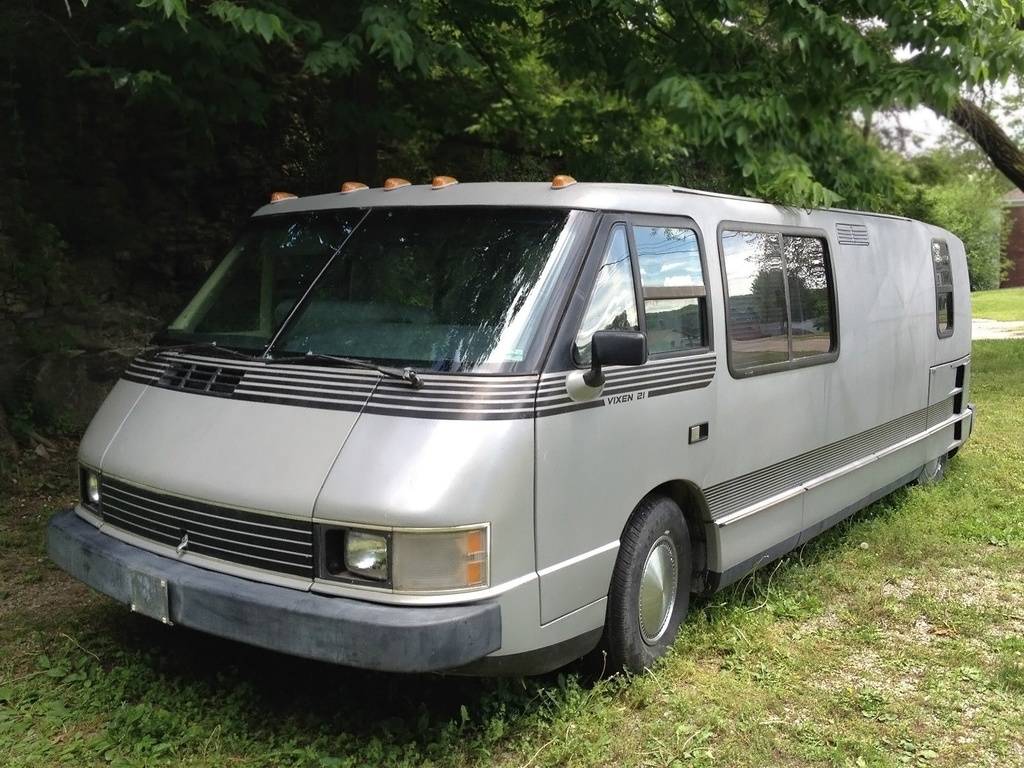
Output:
[
  {"left": 158, "top": 361, "right": 244, "bottom": 396},
  {"left": 99, "top": 477, "right": 313, "bottom": 578}
]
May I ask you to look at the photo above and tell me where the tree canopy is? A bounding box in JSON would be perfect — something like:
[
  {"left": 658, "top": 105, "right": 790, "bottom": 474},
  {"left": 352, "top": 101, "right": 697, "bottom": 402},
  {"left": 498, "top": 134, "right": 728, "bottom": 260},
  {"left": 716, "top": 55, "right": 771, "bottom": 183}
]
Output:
[
  {"left": 2, "top": 0, "right": 1022, "bottom": 303},
  {"left": 55, "top": 1, "right": 1024, "bottom": 201},
  {"left": 1, "top": 0, "right": 1021, "bottom": 444}
]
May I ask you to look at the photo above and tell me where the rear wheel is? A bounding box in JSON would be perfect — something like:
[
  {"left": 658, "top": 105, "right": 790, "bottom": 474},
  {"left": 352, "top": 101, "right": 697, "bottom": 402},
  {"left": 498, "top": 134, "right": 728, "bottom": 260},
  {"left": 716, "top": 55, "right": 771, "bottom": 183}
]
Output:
[
  {"left": 604, "top": 495, "right": 691, "bottom": 673},
  {"left": 917, "top": 453, "right": 948, "bottom": 485}
]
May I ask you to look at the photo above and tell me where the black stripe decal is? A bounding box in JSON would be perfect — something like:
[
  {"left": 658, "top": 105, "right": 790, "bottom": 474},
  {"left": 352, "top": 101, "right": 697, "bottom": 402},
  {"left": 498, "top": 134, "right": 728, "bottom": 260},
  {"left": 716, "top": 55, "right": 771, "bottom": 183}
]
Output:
[{"left": 120, "top": 353, "right": 716, "bottom": 420}]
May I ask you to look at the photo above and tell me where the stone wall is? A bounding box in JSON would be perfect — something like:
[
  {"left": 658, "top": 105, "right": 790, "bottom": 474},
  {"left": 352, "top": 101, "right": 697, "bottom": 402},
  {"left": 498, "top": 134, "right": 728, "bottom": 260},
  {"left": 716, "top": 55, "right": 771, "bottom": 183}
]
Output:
[{"left": 0, "top": 289, "right": 161, "bottom": 459}]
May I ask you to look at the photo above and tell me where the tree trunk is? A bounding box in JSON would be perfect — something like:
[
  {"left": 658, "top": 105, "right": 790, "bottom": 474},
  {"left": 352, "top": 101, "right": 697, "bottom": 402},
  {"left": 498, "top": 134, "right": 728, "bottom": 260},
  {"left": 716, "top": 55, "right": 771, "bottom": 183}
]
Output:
[{"left": 942, "top": 96, "right": 1024, "bottom": 190}]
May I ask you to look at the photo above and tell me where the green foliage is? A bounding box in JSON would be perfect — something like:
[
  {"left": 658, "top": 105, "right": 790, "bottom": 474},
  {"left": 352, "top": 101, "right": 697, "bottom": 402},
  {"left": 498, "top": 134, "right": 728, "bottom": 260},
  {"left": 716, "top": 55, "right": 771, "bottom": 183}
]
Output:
[
  {"left": 925, "top": 181, "right": 1008, "bottom": 290},
  {"left": 898, "top": 149, "right": 1010, "bottom": 290},
  {"left": 208, "top": 1, "right": 292, "bottom": 44},
  {"left": 61, "top": 0, "right": 1024, "bottom": 208},
  {"left": 3, "top": 0, "right": 1024, "bottom": 324},
  {"left": 971, "top": 286, "right": 1024, "bottom": 321}
]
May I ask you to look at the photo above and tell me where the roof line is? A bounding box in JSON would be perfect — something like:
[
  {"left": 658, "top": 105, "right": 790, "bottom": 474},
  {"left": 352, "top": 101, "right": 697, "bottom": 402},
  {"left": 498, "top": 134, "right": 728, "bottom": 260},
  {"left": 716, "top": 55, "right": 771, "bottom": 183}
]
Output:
[{"left": 670, "top": 185, "right": 911, "bottom": 222}]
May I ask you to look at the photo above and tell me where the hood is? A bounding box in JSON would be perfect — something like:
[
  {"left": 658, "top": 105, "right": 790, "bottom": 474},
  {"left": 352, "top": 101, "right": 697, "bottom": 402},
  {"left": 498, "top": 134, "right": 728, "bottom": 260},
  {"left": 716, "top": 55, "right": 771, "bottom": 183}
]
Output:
[{"left": 95, "top": 352, "right": 379, "bottom": 516}]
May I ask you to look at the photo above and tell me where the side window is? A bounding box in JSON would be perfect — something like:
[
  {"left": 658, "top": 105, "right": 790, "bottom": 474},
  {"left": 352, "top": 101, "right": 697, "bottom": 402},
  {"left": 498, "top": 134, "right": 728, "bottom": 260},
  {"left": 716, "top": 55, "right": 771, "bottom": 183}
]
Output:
[
  {"left": 721, "top": 231, "right": 789, "bottom": 369},
  {"left": 573, "top": 225, "right": 639, "bottom": 365},
  {"left": 784, "top": 235, "right": 833, "bottom": 358},
  {"left": 634, "top": 225, "right": 708, "bottom": 355},
  {"left": 721, "top": 228, "right": 836, "bottom": 374},
  {"left": 931, "top": 240, "right": 954, "bottom": 337}
]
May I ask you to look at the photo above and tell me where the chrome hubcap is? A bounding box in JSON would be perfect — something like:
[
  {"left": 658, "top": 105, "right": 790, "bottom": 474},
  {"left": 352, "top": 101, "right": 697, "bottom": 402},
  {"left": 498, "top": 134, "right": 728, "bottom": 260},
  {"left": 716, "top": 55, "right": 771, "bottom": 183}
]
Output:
[{"left": 638, "top": 534, "right": 678, "bottom": 644}]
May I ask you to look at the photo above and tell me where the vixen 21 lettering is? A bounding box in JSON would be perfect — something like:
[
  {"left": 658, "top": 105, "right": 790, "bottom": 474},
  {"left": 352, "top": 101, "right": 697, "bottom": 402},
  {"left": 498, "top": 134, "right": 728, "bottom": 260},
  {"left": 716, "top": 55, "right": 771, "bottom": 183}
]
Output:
[{"left": 605, "top": 391, "right": 646, "bottom": 405}]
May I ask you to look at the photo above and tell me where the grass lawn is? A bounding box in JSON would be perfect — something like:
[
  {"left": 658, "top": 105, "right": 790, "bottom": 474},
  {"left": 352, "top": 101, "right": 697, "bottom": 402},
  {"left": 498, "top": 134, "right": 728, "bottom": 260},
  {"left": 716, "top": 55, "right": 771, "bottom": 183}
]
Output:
[
  {"left": 972, "top": 286, "right": 1024, "bottom": 321},
  {"left": 2, "top": 341, "right": 1022, "bottom": 768}
]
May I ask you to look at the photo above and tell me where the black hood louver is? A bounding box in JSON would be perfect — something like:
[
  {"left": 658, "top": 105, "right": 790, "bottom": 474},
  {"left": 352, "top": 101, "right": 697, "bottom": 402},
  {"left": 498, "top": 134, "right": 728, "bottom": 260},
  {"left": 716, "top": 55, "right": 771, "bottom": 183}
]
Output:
[{"left": 158, "top": 361, "right": 244, "bottom": 396}]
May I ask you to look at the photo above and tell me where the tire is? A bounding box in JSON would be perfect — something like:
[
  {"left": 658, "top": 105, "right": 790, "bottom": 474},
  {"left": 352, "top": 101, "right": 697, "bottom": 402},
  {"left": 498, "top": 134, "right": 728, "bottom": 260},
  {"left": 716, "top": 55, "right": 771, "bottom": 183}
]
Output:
[
  {"left": 604, "top": 495, "right": 691, "bottom": 673},
  {"left": 916, "top": 453, "right": 948, "bottom": 485}
]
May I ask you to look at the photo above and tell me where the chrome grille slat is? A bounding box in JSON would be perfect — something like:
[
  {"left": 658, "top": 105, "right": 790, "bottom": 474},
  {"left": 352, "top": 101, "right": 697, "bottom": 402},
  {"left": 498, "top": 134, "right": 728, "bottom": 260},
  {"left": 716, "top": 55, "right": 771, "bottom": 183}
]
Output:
[
  {"left": 102, "top": 500, "right": 312, "bottom": 559},
  {"left": 99, "top": 478, "right": 313, "bottom": 578},
  {"left": 102, "top": 483, "right": 311, "bottom": 539},
  {"left": 101, "top": 490, "right": 310, "bottom": 549}
]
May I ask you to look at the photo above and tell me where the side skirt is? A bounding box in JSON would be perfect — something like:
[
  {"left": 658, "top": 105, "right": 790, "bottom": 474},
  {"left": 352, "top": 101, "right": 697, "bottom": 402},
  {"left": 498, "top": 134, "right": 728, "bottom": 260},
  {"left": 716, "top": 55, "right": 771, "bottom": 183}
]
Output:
[{"left": 703, "top": 468, "right": 920, "bottom": 593}]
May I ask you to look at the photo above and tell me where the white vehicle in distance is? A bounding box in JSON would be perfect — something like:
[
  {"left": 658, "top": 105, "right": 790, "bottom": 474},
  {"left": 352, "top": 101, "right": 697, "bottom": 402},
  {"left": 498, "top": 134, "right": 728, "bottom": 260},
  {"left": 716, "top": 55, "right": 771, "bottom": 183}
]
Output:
[{"left": 49, "top": 175, "right": 973, "bottom": 674}]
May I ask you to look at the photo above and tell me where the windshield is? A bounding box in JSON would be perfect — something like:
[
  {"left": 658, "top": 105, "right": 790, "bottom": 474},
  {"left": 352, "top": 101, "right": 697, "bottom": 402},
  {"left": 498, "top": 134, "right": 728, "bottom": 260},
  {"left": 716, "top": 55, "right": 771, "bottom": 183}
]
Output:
[
  {"left": 161, "top": 207, "right": 580, "bottom": 373},
  {"left": 162, "top": 211, "right": 362, "bottom": 352}
]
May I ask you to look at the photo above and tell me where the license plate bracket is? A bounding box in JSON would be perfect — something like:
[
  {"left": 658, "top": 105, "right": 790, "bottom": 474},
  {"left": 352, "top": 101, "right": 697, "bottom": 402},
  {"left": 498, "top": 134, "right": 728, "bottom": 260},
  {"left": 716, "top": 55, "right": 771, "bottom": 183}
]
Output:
[{"left": 128, "top": 570, "right": 172, "bottom": 625}]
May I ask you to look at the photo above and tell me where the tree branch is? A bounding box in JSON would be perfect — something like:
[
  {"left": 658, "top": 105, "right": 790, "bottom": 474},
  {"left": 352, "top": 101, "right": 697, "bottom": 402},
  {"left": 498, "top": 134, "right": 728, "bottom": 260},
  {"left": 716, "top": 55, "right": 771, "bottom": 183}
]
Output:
[{"left": 941, "top": 96, "right": 1024, "bottom": 189}]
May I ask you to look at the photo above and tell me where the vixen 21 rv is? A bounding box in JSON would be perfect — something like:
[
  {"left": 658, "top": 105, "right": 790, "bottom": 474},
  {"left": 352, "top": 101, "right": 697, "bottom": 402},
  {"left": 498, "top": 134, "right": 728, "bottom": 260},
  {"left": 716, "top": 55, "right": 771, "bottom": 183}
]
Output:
[{"left": 49, "top": 176, "right": 974, "bottom": 674}]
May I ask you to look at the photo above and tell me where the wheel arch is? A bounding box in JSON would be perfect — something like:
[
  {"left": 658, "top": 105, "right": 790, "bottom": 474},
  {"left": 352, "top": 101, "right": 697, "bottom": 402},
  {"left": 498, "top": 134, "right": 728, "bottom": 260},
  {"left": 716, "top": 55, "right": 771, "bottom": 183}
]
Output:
[{"left": 643, "top": 479, "right": 718, "bottom": 594}]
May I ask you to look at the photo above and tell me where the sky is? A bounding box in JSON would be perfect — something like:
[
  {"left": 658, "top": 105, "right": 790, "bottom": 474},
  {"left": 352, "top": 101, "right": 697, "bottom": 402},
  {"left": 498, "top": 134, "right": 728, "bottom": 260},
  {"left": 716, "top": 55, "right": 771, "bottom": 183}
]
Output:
[
  {"left": 874, "top": 107, "right": 950, "bottom": 154},
  {"left": 875, "top": 78, "right": 1022, "bottom": 156}
]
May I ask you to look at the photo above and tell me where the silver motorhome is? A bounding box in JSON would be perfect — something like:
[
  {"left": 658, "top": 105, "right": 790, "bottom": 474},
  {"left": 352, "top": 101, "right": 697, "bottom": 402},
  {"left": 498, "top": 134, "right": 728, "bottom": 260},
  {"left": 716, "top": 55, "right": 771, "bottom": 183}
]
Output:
[{"left": 49, "top": 178, "right": 974, "bottom": 674}]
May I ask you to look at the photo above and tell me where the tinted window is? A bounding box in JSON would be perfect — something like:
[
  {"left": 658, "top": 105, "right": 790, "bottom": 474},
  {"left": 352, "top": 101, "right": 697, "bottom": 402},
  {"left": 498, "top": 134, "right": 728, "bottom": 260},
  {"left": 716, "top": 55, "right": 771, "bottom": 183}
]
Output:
[
  {"left": 634, "top": 225, "right": 707, "bottom": 355},
  {"left": 273, "top": 208, "right": 575, "bottom": 372},
  {"left": 932, "top": 240, "right": 954, "bottom": 337},
  {"left": 166, "top": 211, "right": 360, "bottom": 351},
  {"left": 635, "top": 226, "right": 703, "bottom": 288},
  {"left": 784, "top": 235, "right": 833, "bottom": 358},
  {"left": 721, "top": 230, "right": 789, "bottom": 368},
  {"left": 574, "top": 225, "right": 639, "bottom": 365},
  {"left": 721, "top": 228, "right": 836, "bottom": 373}
]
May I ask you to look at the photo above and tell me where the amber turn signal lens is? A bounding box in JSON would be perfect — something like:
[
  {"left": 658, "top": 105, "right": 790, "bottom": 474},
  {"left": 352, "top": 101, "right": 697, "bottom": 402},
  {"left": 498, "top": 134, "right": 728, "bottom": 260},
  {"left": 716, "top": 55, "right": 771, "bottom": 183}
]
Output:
[
  {"left": 550, "top": 174, "right": 577, "bottom": 189},
  {"left": 383, "top": 177, "right": 411, "bottom": 190},
  {"left": 431, "top": 175, "right": 458, "bottom": 189},
  {"left": 464, "top": 529, "right": 486, "bottom": 557},
  {"left": 341, "top": 181, "right": 368, "bottom": 193},
  {"left": 269, "top": 191, "right": 297, "bottom": 203}
]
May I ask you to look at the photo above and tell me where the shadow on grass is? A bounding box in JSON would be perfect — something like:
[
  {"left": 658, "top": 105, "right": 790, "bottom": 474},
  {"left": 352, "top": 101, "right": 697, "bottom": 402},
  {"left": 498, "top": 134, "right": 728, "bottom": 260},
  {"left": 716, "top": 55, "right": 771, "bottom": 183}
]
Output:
[{"left": 74, "top": 598, "right": 607, "bottom": 753}]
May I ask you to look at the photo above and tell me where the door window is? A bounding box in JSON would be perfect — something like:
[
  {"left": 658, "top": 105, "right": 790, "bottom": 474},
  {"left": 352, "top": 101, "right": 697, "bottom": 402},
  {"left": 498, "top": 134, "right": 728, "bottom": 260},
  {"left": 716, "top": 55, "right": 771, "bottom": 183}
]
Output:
[
  {"left": 573, "top": 225, "right": 639, "bottom": 365},
  {"left": 634, "top": 225, "right": 708, "bottom": 354}
]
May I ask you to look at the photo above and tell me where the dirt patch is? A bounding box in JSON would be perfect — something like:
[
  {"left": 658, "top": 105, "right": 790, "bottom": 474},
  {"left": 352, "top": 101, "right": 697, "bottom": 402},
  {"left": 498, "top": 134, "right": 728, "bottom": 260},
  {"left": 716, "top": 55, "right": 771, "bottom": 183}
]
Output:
[
  {"left": 0, "top": 562, "right": 98, "bottom": 625},
  {"left": 972, "top": 318, "right": 1024, "bottom": 339}
]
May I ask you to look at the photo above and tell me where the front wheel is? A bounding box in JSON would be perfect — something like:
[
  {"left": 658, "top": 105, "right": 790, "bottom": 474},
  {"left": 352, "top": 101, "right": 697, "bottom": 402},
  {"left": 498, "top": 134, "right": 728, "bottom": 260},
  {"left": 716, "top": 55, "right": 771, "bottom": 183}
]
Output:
[{"left": 604, "top": 495, "right": 691, "bottom": 673}]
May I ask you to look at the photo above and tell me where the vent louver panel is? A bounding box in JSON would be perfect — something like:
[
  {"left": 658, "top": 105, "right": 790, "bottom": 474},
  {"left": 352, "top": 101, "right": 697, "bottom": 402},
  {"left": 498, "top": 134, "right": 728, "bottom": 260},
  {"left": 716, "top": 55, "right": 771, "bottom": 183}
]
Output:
[
  {"left": 158, "top": 361, "right": 244, "bottom": 395},
  {"left": 836, "top": 222, "right": 869, "bottom": 246}
]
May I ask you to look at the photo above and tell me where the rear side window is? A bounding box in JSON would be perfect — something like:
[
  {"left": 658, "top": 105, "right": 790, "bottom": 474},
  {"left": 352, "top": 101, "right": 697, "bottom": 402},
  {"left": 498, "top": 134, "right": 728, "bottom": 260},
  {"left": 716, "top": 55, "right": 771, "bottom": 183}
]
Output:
[
  {"left": 720, "top": 227, "right": 837, "bottom": 375},
  {"left": 932, "top": 240, "right": 954, "bottom": 337},
  {"left": 574, "top": 225, "right": 639, "bottom": 365},
  {"left": 634, "top": 225, "right": 708, "bottom": 355}
]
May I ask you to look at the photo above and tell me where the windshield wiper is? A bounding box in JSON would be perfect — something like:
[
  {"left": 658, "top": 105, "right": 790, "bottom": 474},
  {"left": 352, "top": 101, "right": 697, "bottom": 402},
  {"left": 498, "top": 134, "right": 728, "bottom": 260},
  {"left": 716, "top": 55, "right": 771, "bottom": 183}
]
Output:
[
  {"left": 144, "top": 341, "right": 260, "bottom": 361},
  {"left": 267, "top": 351, "right": 425, "bottom": 389}
]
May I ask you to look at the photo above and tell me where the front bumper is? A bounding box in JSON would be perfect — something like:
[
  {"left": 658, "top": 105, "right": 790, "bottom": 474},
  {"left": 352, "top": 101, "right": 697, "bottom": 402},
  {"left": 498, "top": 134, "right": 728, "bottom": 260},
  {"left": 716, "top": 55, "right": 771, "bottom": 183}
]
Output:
[{"left": 47, "top": 509, "right": 501, "bottom": 672}]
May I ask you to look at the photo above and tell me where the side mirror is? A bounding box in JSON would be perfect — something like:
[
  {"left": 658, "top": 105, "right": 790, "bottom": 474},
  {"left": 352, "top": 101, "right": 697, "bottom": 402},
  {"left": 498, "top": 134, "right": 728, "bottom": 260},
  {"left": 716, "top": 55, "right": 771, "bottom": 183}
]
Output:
[{"left": 584, "top": 330, "right": 648, "bottom": 388}]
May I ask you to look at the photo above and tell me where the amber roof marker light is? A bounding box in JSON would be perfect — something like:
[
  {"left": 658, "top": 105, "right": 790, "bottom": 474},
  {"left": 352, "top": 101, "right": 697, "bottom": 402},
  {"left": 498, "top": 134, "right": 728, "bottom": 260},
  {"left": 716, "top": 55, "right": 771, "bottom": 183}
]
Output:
[
  {"left": 431, "top": 175, "right": 458, "bottom": 189},
  {"left": 341, "top": 181, "right": 369, "bottom": 193},
  {"left": 269, "top": 191, "right": 297, "bottom": 203},
  {"left": 383, "top": 177, "right": 411, "bottom": 190},
  {"left": 551, "top": 174, "right": 577, "bottom": 189}
]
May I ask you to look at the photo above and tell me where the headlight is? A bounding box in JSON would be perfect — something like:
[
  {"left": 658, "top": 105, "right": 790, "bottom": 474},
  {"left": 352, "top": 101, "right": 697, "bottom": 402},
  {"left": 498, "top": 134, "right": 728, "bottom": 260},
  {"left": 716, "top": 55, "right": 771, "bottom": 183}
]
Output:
[
  {"left": 392, "top": 527, "right": 488, "bottom": 592},
  {"left": 344, "top": 531, "right": 389, "bottom": 581},
  {"left": 81, "top": 467, "right": 101, "bottom": 507},
  {"left": 319, "top": 524, "right": 488, "bottom": 593}
]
